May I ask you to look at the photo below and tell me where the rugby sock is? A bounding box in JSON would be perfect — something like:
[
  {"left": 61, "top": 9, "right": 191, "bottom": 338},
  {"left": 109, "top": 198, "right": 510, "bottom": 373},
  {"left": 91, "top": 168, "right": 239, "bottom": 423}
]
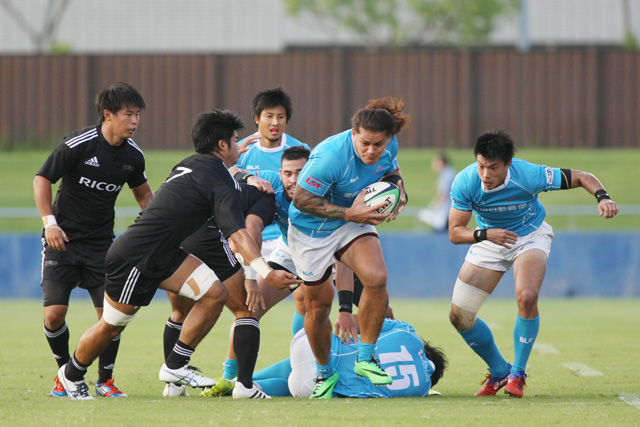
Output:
[
  {"left": 358, "top": 342, "right": 376, "bottom": 363},
  {"left": 291, "top": 311, "right": 305, "bottom": 336},
  {"left": 512, "top": 315, "right": 540, "bottom": 374},
  {"left": 222, "top": 358, "right": 238, "bottom": 380},
  {"left": 65, "top": 352, "right": 90, "bottom": 382},
  {"left": 253, "top": 358, "right": 292, "bottom": 381},
  {"left": 316, "top": 361, "right": 335, "bottom": 378},
  {"left": 233, "top": 317, "right": 260, "bottom": 388},
  {"left": 459, "top": 317, "right": 510, "bottom": 377},
  {"left": 165, "top": 340, "right": 194, "bottom": 369},
  {"left": 44, "top": 322, "right": 70, "bottom": 368},
  {"left": 98, "top": 334, "right": 121, "bottom": 383},
  {"left": 254, "top": 379, "right": 291, "bottom": 397},
  {"left": 163, "top": 318, "right": 182, "bottom": 361}
]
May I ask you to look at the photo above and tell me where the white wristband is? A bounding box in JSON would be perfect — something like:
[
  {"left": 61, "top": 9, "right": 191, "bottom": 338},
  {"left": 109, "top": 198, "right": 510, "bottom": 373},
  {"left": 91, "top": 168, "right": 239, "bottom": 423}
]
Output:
[
  {"left": 42, "top": 215, "right": 57, "bottom": 229},
  {"left": 249, "top": 257, "right": 272, "bottom": 279}
]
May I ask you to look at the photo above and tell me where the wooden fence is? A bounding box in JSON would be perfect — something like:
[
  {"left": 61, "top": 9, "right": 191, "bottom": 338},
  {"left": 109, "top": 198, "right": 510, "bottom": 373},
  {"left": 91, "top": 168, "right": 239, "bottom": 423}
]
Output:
[{"left": 0, "top": 48, "right": 638, "bottom": 149}]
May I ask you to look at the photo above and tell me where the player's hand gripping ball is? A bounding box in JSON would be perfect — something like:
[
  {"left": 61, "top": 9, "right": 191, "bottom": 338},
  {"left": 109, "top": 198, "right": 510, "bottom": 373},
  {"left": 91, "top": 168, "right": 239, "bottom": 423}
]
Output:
[{"left": 363, "top": 181, "right": 400, "bottom": 215}]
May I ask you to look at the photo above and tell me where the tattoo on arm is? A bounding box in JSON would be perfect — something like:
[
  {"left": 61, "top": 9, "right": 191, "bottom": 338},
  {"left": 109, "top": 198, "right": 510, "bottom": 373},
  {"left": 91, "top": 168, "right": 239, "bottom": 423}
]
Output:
[{"left": 296, "top": 189, "right": 346, "bottom": 220}]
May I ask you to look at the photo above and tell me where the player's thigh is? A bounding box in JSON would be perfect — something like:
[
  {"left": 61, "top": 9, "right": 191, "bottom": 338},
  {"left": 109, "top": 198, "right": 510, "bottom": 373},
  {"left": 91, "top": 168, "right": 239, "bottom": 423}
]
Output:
[
  {"left": 457, "top": 261, "right": 504, "bottom": 294},
  {"left": 512, "top": 249, "right": 548, "bottom": 294},
  {"left": 339, "top": 235, "right": 386, "bottom": 286}
]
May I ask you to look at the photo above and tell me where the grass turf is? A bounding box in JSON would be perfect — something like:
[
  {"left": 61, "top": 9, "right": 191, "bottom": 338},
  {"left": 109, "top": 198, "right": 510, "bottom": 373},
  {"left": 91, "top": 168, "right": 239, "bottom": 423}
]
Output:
[{"left": 1, "top": 298, "right": 638, "bottom": 426}]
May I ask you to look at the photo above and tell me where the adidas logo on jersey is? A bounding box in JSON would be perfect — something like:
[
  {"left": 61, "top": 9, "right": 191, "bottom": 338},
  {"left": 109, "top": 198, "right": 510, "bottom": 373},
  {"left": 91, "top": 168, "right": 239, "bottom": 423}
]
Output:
[{"left": 84, "top": 156, "right": 100, "bottom": 167}]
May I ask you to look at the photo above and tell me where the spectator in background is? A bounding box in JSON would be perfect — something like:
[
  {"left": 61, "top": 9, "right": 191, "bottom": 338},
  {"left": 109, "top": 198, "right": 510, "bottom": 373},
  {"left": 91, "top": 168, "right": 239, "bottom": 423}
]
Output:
[{"left": 418, "top": 152, "right": 456, "bottom": 232}]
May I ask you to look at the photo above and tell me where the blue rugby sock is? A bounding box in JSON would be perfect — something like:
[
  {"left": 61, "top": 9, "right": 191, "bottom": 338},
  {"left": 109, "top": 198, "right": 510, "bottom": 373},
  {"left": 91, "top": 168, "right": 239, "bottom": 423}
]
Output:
[
  {"left": 512, "top": 315, "right": 540, "bottom": 374},
  {"left": 357, "top": 342, "right": 376, "bottom": 362},
  {"left": 222, "top": 358, "right": 238, "bottom": 380},
  {"left": 291, "top": 311, "right": 305, "bottom": 336},
  {"left": 253, "top": 358, "right": 292, "bottom": 381},
  {"left": 254, "top": 379, "right": 291, "bottom": 397},
  {"left": 459, "top": 317, "right": 509, "bottom": 377},
  {"left": 316, "top": 360, "right": 335, "bottom": 378}
]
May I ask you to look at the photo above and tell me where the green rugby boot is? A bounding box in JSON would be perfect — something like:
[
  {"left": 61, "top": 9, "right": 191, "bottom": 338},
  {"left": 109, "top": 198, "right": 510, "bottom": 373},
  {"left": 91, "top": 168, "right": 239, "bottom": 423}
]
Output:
[
  {"left": 310, "top": 370, "right": 339, "bottom": 399},
  {"left": 354, "top": 356, "right": 392, "bottom": 386}
]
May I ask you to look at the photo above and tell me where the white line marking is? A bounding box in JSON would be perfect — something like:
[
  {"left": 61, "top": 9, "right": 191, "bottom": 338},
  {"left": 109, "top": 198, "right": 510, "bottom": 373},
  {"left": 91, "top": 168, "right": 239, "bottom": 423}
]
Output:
[
  {"left": 619, "top": 394, "right": 640, "bottom": 410},
  {"left": 562, "top": 362, "right": 603, "bottom": 376},
  {"left": 534, "top": 342, "right": 559, "bottom": 354}
]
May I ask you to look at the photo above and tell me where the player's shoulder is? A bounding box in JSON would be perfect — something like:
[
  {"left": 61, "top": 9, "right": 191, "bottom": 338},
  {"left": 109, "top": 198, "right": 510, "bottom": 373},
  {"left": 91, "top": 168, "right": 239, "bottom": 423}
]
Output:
[
  {"left": 283, "top": 134, "right": 310, "bottom": 149},
  {"left": 61, "top": 125, "right": 99, "bottom": 150},
  {"left": 125, "top": 138, "right": 145, "bottom": 158},
  {"left": 313, "top": 130, "right": 351, "bottom": 155}
]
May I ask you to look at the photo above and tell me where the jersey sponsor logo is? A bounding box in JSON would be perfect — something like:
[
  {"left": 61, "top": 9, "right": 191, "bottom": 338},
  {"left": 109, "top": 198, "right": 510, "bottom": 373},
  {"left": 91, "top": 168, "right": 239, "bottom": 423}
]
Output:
[
  {"left": 78, "top": 176, "right": 123, "bottom": 192},
  {"left": 245, "top": 165, "right": 260, "bottom": 170},
  {"left": 545, "top": 167, "right": 553, "bottom": 185},
  {"left": 84, "top": 156, "right": 100, "bottom": 167},
  {"left": 305, "top": 175, "right": 323, "bottom": 189},
  {"left": 122, "top": 164, "right": 134, "bottom": 171},
  {"left": 350, "top": 176, "right": 359, "bottom": 183}
]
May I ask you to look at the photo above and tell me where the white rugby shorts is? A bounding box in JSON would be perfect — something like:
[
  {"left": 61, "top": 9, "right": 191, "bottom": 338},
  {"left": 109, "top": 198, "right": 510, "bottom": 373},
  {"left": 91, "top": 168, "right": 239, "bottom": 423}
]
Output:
[
  {"left": 288, "top": 221, "right": 377, "bottom": 282},
  {"left": 465, "top": 221, "right": 554, "bottom": 272},
  {"left": 267, "top": 236, "right": 296, "bottom": 273}
]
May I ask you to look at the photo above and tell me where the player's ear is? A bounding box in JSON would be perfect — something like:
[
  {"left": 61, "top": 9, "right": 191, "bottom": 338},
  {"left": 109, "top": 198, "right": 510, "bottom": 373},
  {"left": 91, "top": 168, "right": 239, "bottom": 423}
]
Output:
[
  {"left": 217, "top": 139, "right": 228, "bottom": 152},
  {"left": 254, "top": 114, "right": 259, "bottom": 126}
]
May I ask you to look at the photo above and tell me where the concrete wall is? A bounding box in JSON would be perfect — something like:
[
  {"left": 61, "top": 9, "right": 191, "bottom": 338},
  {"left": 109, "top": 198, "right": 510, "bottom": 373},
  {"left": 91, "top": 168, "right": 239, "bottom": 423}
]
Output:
[{"left": 2, "top": 231, "right": 638, "bottom": 299}]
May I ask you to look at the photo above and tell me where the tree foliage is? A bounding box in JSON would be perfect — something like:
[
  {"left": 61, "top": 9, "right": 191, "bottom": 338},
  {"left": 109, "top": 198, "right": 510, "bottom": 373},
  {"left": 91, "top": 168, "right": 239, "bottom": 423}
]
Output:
[{"left": 284, "top": 0, "right": 519, "bottom": 48}]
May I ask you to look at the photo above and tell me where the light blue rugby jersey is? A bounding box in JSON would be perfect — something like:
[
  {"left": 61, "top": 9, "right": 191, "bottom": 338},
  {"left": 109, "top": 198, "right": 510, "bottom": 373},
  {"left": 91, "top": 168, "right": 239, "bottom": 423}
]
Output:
[
  {"left": 289, "top": 129, "right": 399, "bottom": 237},
  {"left": 450, "top": 158, "right": 564, "bottom": 236},
  {"left": 331, "top": 319, "right": 434, "bottom": 398},
  {"left": 236, "top": 133, "right": 310, "bottom": 241},
  {"left": 254, "top": 170, "right": 292, "bottom": 245}
]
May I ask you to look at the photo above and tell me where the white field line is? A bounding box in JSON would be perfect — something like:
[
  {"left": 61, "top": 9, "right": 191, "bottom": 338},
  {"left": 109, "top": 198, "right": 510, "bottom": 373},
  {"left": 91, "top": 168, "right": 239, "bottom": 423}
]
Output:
[
  {"left": 618, "top": 394, "right": 640, "bottom": 410},
  {"left": 534, "top": 342, "right": 559, "bottom": 354},
  {"left": 562, "top": 362, "right": 603, "bottom": 376}
]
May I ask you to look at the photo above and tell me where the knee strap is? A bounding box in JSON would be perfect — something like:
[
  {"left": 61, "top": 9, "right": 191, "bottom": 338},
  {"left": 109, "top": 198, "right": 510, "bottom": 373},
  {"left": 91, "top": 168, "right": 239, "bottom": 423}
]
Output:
[
  {"left": 179, "top": 263, "right": 218, "bottom": 301},
  {"left": 102, "top": 298, "right": 136, "bottom": 327},
  {"left": 451, "top": 278, "right": 489, "bottom": 316}
]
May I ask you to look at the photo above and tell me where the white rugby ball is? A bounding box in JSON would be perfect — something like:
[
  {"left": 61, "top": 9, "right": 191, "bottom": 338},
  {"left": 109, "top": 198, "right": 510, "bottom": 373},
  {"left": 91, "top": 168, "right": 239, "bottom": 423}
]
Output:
[{"left": 363, "top": 181, "right": 400, "bottom": 215}]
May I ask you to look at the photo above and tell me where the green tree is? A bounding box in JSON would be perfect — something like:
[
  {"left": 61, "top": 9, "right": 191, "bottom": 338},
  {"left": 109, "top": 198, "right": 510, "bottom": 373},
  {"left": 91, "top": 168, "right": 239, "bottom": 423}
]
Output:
[{"left": 284, "top": 0, "right": 518, "bottom": 48}]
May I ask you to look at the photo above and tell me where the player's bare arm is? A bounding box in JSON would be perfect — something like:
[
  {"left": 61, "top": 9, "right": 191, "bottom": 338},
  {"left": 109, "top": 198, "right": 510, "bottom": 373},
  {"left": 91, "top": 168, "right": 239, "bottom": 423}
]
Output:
[
  {"left": 448, "top": 207, "right": 517, "bottom": 249},
  {"left": 131, "top": 182, "right": 153, "bottom": 209},
  {"left": 293, "top": 186, "right": 388, "bottom": 225},
  {"left": 229, "top": 166, "right": 274, "bottom": 194},
  {"left": 33, "top": 175, "right": 68, "bottom": 251},
  {"left": 228, "top": 228, "right": 302, "bottom": 291},
  {"left": 569, "top": 169, "right": 619, "bottom": 219}
]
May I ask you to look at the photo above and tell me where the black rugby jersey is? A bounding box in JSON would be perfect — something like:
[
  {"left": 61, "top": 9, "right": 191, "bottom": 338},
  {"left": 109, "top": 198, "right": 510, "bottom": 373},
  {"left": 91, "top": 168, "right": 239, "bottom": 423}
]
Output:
[
  {"left": 37, "top": 125, "right": 147, "bottom": 241},
  {"left": 109, "top": 153, "right": 247, "bottom": 277}
]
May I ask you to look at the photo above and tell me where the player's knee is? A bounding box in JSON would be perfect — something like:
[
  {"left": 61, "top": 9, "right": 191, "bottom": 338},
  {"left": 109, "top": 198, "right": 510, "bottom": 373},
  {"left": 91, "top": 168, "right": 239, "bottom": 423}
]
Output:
[
  {"left": 516, "top": 287, "right": 539, "bottom": 311},
  {"left": 306, "top": 300, "right": 331, "bottom": 321},
  {"left": 102, "top": 298, "right": 136, "bottom": 327},
  {"left": 43, "top": 311, "right": 66, "bottom": 330},
  {"left": 358, "top": 271, "right": 387, "bottom": 293},
  {"left": 178, "top": 263, "right": 223, "bottom": 303},
  {"left": 449, "top": 306, "right": 475, "bottom": 331},
  {"left": 451, "top": 278, "right": 488, "bottom": 331}
]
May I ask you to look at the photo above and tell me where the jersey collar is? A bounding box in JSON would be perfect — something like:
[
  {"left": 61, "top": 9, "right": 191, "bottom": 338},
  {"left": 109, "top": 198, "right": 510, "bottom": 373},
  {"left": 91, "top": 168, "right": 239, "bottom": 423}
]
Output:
[{"left": 482, "top": 168, "right": 511, "bottom": 193}]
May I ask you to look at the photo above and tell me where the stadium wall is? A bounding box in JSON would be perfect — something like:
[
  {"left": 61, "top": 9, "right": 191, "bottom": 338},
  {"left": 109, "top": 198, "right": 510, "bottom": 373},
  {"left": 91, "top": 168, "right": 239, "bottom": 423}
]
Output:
[
  {"left": 2, "top": 232, "right": 638, "bottom": 299},
  {"left": 1, "top": 48, "right": 639, "bottom": 150}
]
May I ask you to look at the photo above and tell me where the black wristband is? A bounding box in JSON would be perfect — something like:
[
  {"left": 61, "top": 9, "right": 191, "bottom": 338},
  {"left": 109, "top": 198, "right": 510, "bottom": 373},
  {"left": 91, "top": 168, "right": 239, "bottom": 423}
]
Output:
[
  {"left": 233, "top": 171, "right": 252, "bottom": 183},
  {"left": 382, "top": 175, "right": 408, "bottom": 204},
  {"left": 594, "top": 189, "right": 610, "bottom": 203},
  {"left": 338, "top": 290, "right": 353, "bottom": 313},
  {"left": 473, "top": 229, "right": 488, "bottom": 242}
]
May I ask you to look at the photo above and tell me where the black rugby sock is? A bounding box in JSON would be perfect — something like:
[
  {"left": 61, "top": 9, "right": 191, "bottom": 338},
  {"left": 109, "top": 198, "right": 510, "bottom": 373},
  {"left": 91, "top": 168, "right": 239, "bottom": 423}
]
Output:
[
  {"left": 65, "top": 352, "right": 90, "bottom": 382},
  {"left": 163, "top": 318, "right": 182, "bottom": 361},
  {"left": 166, "top": 340, "right": 194, "bottom": 369},
  {"left": 233, "top": 318, "right": 260, "bottom": 388},
  {"left": 98, "top": 334, "right": 121, "bottom": 383},
  {"left": 44, "top": 322, "right": 70, "bottom": 368}
]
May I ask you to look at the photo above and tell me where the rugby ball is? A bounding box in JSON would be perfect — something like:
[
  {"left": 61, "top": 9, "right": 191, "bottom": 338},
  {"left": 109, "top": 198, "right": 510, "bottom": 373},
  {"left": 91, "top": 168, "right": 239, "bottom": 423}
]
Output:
[{"left": 363, "top": 181, "right": 400, "bottom": 215}]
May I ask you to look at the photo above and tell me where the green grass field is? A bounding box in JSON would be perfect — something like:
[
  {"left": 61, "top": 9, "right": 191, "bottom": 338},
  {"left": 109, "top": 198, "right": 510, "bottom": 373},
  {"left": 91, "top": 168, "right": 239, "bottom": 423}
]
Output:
[
  {"left": 1, "top": 298, "right": 639, "bottom": 426},
  {"left": 1, "top": 148, "right": 638, "bottom": 232}
]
